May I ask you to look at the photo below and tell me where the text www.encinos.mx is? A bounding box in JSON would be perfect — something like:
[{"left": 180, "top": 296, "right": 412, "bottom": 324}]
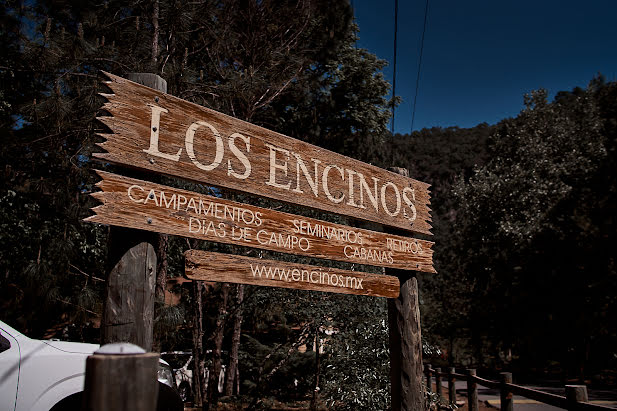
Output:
[{"left": 250, "top": 264, "right": 363, "bottom": 290}]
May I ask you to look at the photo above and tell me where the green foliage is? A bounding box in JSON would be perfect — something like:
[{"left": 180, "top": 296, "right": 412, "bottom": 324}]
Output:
[
  {"left": 239, "top": 333, "right": 315, "bottom": 398},
  {"left": 1, "top": 0, "right": 400, "bottom": 406},
  {"left": 11, "top": 0, "right": 616, "bottom": 405},
  {"left": 425, "top": 390, "right": 457, "bottom": 411},
  {"left": 269, "top": 23, "right": 394, "bottom": 163},
  {"left": 322, "top": 297, "right": 390, "bottom": 410},
  {"left": 420, "top": 79, "right": 617, "bottom": 376}
]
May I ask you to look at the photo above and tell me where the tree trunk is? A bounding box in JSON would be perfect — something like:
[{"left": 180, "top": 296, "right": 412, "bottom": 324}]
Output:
[
  {"left": 156, "top": 234, "right": 168, "bottom": 302},
  {"left": 248, "top": 322, "right": 313, "bottom": 410},
  {"left": 224, "top": 284, "right": 244, "bottom": 396},
  {"left": 151, "top": 0, "right": 159, "bottom": 66},
  {"left": 310, "top": 324, "right": 321, "bottom": 411},
  {"left": 153, "top": 233, "right": 168, "bottom": 352},
  {"left": 191, "top": 280, "right": 204, "bottom": 406},
  {"left": 205, "top": 283, "right": 230, "bottom": 409}
]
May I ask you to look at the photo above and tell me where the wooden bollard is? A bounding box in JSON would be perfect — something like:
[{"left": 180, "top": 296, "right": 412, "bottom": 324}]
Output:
[
  {"left": 500, "top": 372, "right": 513, "bottom": 411},
  {"left": 82, "top": 343, "right": 159, "bottom": 411},
  {"left": 447, "top": 367, "right": 456, "bottom": 405},
  {"left": 566, "top": 385, "right": 588, "bottom": 410},
  {"left": 425, "top": 364, "right": 433, "bottom": 393},
  {"left": 435, "top": 367, "right": 442, "bottom": 400},
  {"left": 466, "top": 369, "right": 479, "bottom": 411}
]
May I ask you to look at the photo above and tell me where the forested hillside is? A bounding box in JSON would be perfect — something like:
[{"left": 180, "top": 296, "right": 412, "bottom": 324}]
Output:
[{"left": 408, "top": 80, "right": 617, "bottom": 383}]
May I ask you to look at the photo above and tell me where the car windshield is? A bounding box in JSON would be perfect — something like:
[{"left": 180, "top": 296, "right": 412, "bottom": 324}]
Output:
[
  {"left": 0, "top": 333, "right": 10, "bottom": 353},
  {"left": 160, "top": 353, "right": 191, "bottom": 369}
]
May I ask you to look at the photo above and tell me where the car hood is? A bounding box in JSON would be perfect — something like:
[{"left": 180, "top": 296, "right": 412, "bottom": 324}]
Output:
[{"left": 42, "top": 340, "right": 100, "bottom": 354}]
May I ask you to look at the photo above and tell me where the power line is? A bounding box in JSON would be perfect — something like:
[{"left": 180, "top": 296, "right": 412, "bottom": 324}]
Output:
[
  {"left": 411, "top": 0, "right": 429, "bottom": 133},
  {"left": 390, "top": 0, "right": 399, "bottom": 135}
]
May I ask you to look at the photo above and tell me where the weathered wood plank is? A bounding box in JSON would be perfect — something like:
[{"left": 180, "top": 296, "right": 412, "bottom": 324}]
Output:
[
  {"left": 185, "top": 250, "right": 400, "bottom": 298},
  {"left": 95, "top": 72, "right": 432, "bottom": 234},
  {"left": 86, "top": 171, "right": 436, "bottom": 273}
]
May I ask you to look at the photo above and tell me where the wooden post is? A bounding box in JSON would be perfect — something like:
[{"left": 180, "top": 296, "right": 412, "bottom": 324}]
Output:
[
  {"left": 447, "top": 367, "right": 456, "bottom": 405},
  {"left": 425, "top": 364, "right": 433, "bottom": 393},
  {"left": 102, "top": 228, "right": 157, "bottom": 350},
  {"left": 82, "top": 343, "right": 159, "bottom": 411},
  {"left": 466, "top": 369, "right": 478, "bottom": 411},
  {"left": 125, "top": 72, "right": 167, "bottom": 91},
  {"left": 566, "top": 385, "right": 588, "bottom": 410},
  {"left": 435, "top": 367, "right": 442, "bottom": 400},
  {"left": 387, "top": 274, "right": 424, "bottom": 411},
  {"left": 386, "top": 166, "right": 424, "bottom": 411},
  {"left": 499, "top": 372, "right": 513, "bottom": 411},
  {"left": 100, "top": 73, "right": 166, "bottom": 351}
]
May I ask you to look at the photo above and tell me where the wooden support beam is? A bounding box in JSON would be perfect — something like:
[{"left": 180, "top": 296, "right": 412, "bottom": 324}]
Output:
[
  {"left": 448, "top": 367, "right": 457, "bottom": 405},
  {"left": 500, "top": 372, "right": 513, "bottom": 411},
  {"left": 386, "top": 167, "right": 425, "bottom": 411},
  {"left": 425, "top": 363, "right": 433, "bottom": 393},
  {"left": 100, "top": 73, "right": 166, "bottom": 350},
  {"left": 101, "top": 229, "right": 157, "bottom": 349},
  {"left": 435, "top": 367, "right": 442, "bottom": 400},
  {"left": 467, "top": 369, "right": 479, "bottom": 411}
]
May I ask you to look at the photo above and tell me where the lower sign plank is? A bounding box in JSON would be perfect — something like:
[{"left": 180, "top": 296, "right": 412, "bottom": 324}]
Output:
[
  {"left": 185, "top": 250, "right": 400, "bottom": 298},
  {"left": 85, "top": 171, "right": 435, "bottom": 273}
]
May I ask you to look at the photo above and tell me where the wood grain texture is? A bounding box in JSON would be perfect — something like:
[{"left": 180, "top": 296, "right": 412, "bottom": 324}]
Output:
[
  {"left": 95, "top": 72, "right": 432, "bottom": 234},
  {"left": 185, "top": 250, "right": 400, "bottom": 298},
  {"left": 86, "top": 171, "right": 435, "bottom": 273},
  {"left": 99, "top": 72, "right": 163, "bottom": 353},
  {"left": 83, "top": 352, "right": 159, "bottom": 411},
  {"left": 388, "top": 277, "right": 424, "bottom": 411},
  {"left": 101, "top": 241, "right": 156, "bottom": 350},
  {"left": 467, "top": 369, "right": 479, "bottom": 411}
]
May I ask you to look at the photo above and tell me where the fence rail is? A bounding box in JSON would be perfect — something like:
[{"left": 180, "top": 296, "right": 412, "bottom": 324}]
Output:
[{"left": 424, "top": 364, "right": 616, "bottom": 411}]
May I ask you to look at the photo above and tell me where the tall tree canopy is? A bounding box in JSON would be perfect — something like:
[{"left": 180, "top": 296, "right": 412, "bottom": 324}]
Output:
[
  {"left": 413, "top": 79, "right": 617, "bottom": 377},
  {"left": 0, "top": 0, "right": 399, "bottom": 407}
]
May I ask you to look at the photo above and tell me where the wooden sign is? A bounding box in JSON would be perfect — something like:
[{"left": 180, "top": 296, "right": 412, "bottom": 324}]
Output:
[
  {"left": 86, "top": 171, "right": 436, "bottom": 273},
  {"left": 185, "top": 250, "right": 400, "bottom": 298},
  {"left": 96, "top": 72, "right": 432, "bottom": 234}
]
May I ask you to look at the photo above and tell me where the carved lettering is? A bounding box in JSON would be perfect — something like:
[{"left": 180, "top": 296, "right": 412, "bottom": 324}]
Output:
[
  {"left": 265, "top": 144, "right": 291, "bottom": 190},
  {"left": 144, "top": 105, "right": 182, "bottom": 161},
  {"left": 185, "top": 121, "right": 224, "bottom": 171}
]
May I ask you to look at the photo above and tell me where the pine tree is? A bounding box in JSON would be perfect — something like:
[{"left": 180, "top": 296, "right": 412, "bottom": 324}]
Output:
[{"left": 1, "top": 1, "right": 403, "bottom": 407}]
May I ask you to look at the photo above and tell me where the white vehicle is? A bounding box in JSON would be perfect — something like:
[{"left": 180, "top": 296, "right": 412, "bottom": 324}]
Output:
[
  {"left": 160, "top": 351, "right": 227, "bottom": 402},
  {"left": 0, "top": 320, "right": 180, "bottom": 411}
]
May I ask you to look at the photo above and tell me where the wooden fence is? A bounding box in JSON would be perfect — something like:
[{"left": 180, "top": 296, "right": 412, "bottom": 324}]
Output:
[{"left": 424, "top": 364, "right": 616, "bottom": 410}]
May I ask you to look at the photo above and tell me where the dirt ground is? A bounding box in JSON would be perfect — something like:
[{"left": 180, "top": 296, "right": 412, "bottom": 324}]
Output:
[
  {"left": 185, "top": 398, "right": 496, "bottom": 410},
  {"left": 455, "top": 401, "right": 496, "bottom": 411},
  {"left": 183, "top": 383, "right": 496, "bottom": 410}
]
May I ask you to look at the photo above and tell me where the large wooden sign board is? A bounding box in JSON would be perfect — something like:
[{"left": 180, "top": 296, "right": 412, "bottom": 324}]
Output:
[
  {"left": 96, "top": 72, "right": 432, "bottom": 234},
  {"left": 87, "top": 171, "right": 435, "bottom": 273},
  {"left": 185, "top": 250, "right": 400, "bottom": 298},
  {"left": 88, "top": 72, "right": 428, "bottom": 410}
]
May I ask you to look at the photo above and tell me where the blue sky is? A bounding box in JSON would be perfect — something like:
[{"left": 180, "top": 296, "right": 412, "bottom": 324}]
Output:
[{"left": 353, "top": 0, "right": 617, "bottom": 134}]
